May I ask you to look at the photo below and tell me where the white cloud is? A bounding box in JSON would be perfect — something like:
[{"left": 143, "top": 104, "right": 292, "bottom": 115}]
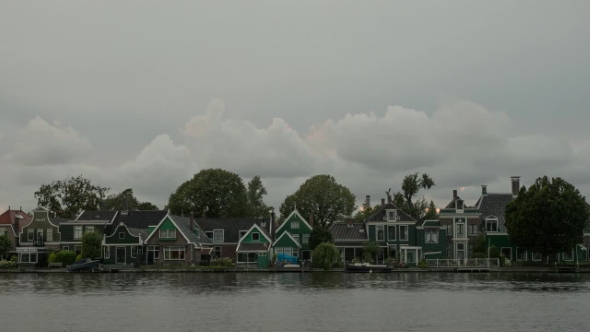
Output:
[{"left": 2, "top": 98, "right": 590, "bottom": 214}]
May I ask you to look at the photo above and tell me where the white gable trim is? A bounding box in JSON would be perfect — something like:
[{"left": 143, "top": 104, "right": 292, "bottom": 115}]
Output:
[
  {"left": 276, "top": 209, "right": 313, "bottom": 233},
  {"left": 104, "top": 222, "right": 142, "bottom": 245},
  {"left": 238, "top": 224, "right": 273, "bottom": 243},
  {"left": 143, "top": 213, "right": 194, "bottom": 243},
  {"left": 272, "top": 231, "right": 301, "bottom": 248}
]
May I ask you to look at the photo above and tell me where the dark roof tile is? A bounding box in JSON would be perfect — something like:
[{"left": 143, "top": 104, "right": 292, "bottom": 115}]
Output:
[
  {"left": 477, "top": 193, "right": 515, "bottom": 231},
  {"left": 195, "top": 217, "right": 271, "bottom": 243},
  {"left": 330, "top": 223, "right": 368, "bottom": 241},
  {"left": 365, "top": 202, "right": 415, "bottom": 222}
]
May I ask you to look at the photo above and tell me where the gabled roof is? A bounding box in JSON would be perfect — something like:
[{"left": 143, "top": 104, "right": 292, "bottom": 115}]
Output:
[
  {"left": 104, "top": 222, "right": 141, "bottom": 244},
  {"left": 73, "top": 210, "right": 118, "bottom": 223},
  {"left": 196, "top": 217, "right": 272, "bottom": 243},
  {"left": 0, "top": 224, "right": 17, "bottom": 237},
  {"left": 477, "top": 193, "right": 515, "bottom": 232},
  {"left": 276, "top": 209, "right": 312, "bottom": 233},
  {"left": 364, "top": 202, "right": 416, "bottom": 222},
  {"left": 330, "top": 222, "right": 368, "bottom": 241},
  {"left": 108, "top": 210, "right": 168, "bottom": 239},
  {"left": 0, "top": 209, "right": 32, "bottom": 232},
  {"left": 271, "top": 231, "right": 301, "bottom": 248},
  {"left": 170, "top": 215, "right": 211, "bottom": 245},
  {"left": 236, "top": 242, "right": 270, "bottom": 252},
  {"left": 240, "top": 223, "right": 273, "bottom": 243},
  {"left": 22, "top": 206, "right": 65, "bottom": 229}
]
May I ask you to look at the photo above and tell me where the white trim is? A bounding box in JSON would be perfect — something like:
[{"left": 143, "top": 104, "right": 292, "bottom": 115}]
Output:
[
  {"left": 486, "top": 232, "right": 509, "bottom": 236},
  {"left": 485, "top": 217, "right": 499, "bottom": 233},
  {"left": 272, "top": 231, "right": 301, "bottom": 248},
  {"left": 399, "top": 225, "right": 409, "bottom": 241},
  {"left": 144, "top": 214, "right": 196, "bottom": 246},
  {"left": 213, "top": 229, "right": 224, "bottom": 243},
  {"left": 366, "top": 221, "right": 416, "bottom": 226},
  {"left": 238, "top": 224, "right": 273, "bottom": 243},
  {"left": 60, "top": 241, "right": 82, "bottom": 244},
  {"left": 424, "top": 251, "right": 442, "bottom": 255},
  {"left": 276, "top": 209, "right": 313, "bottom": 233},
  {"left": 562, "top": 250, "right": 575, "bottom": 261}
]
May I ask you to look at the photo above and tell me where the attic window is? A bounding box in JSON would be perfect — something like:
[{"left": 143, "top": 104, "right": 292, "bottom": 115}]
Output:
[
  {"left": 456, "top": 199, "right": 464, "bottom": 210},
  {"left": 486, "top": 218, "right": 498, "bottom": 232},
  {"left": 386, "top": 209, "right": 398, "bottom": 221}
]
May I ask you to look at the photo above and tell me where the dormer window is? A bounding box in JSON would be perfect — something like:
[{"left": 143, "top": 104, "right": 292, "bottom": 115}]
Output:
[
  {"left": 486, "top": 218, "right": 498, "bottom": 232},
  {"left": 455, "top": 199, "right": 464, "bottom": 211},
  {"left": 385, "top": 209, "right": 398, "bottom": 221}
]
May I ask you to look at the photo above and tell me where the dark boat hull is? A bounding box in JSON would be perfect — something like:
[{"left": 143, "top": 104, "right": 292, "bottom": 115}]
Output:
[
  {"left": 345, "top": 264, "right": 393, "bottom": 273},
  {"left": 67, "top": 259, "right": 100, "bottom": 272}
]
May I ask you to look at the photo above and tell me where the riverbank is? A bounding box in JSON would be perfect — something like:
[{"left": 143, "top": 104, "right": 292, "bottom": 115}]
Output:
[{"left": 2, "top": 266, "right": 590, "bottom": 273}]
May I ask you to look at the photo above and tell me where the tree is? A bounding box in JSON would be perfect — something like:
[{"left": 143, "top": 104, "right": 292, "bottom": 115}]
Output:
[
  {"left": 34, "top": 175, "right": 109, "bottom": 218},
  {"left": 363, "top": 240, "right": 379, "bottom": 263},
  {"left": 505, "top": 176, "right": 589, "bottom": 258},
  {"left": 392, "top": 172, "right": 436, "bottom": 221},
  {"left": 167, "top": 168, "right": 249, "bottom": 218},
  {"left": 312, "top": 242, "right": 341, "bottom": 271},
  {"left": 81, "top": 232, "right": 102, "bottom": 259},
  {"left": 309, "top": 226, "right": 333, "bottom": 250},
  {"left": 0, "top": 235, "right": 12, "bottom": 259},
  {"left": 279, "top": 175, "right": 356, "bottom": 227},
  {"left": 353, "top": 203, "right": 381, "bottom": 222},
  {"left": 103, "top": 188, "right": 158, "bottom": 210},
  {"left": 247, "top": 175, "right": 271, "bottom": 217}
]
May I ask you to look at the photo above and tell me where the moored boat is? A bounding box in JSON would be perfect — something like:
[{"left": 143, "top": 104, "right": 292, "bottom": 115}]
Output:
[
  {"left": 345, "top": 263, "right": 393, "bottom": 273},
  {"left": 66, "top": 258, "right": 101, "bottom": 272}
]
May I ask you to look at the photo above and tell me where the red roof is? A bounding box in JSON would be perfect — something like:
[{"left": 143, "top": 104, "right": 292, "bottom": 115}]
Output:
[{"left": 0, "top": 209, "right": 32, "bottom": 233}]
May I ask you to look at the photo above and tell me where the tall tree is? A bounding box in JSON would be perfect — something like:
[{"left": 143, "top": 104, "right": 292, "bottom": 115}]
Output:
[
  {"left": 247, "top": 175, "right": 270, "bottom": 217},
  {"left": 34, "top": 175, "right": 109, "bottom": 218},
  {"left": 167, "top": 168, "right": 249, "bottom": 218},
  {"left": 309, "top": 226, "right": 333, "bottom": 250},
  {"left": 103, "top": 188, "right": 158, "bottom": 210},
  {"left": 279, "top": 175, "right": 356, "bottom": 227},
  {"left": 81, "top": 232, "right": 102, "bottom": 259},
  {"left": 0, "top": 235, "right": 12, "bottom": 259},
  {"left": 505, "top": 176, "right": 589, "bottom": 257},
  {"left": 392, "top": 172, "right": 436, "bottom": 221}
]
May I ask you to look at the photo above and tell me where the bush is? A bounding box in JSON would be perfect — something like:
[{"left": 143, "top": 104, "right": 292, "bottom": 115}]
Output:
[
  {"left": 47, "top": 253, "right": 57, "bottom": 263},
  {"left": 489, "top": 245, "right": 500, "bottom": 259},
  {"left": 10, "top": 255, "right": 17, "bottom": 262},
  {"left": 75, "top": 254, "right": 83, "bottom": 262},
  {"left": 472, "top": 252, "right": 486, "bottom": 259},
  {"left": 312, "top": 242, "right": 341, "bottom": 271},
  {"left": 55, "top": 250, "right": 77, "bottom": 266},
  {"left": 418, "top": 259, "right": 428, "bottom": 269},
  {"left": 0, "top": 260, "right": 16, "bottom": 269},
  {"left": 210, "top": 257, "right": 234, "bottom": 267}
]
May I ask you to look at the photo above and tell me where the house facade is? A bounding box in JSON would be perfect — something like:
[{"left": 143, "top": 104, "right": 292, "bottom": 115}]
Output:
[
  {"left": 272, "top": 209, "right": 312, "bottom": 261},
  {"left": 17, "top": 207, "right": 67, "bottom": 267},
  {"left": 235, "top": 223, "right": 273, "bottom": 267},
  {"left": 439, "top": 189, "right": 482, "bottom": 259},
  {"left": 59, "top": 210, "right": 118, "bottom": 255},
  {"left": 0, "top": 207, "right": 30, "bottom": 259}
]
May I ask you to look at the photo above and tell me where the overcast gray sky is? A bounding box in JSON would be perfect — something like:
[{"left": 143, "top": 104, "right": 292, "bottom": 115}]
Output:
[{"left": 1, "top": 1, "right": 589, "bottom": 215}]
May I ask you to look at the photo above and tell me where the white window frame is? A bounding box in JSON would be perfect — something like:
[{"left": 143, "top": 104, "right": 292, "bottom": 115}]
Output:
[
  {"left": 516, "top": 248, "right": 527, "bottom": 261},
  {"left": 292, "top": 234, "right": 300, "bottom": 244},
  {"left": 74, "top": 226, "right": 83, "bottom": 240},
  {"left": 445, "top": 224, "right": 453, "bottom": 235},
  {"left": 425, "top": 229, "right": 438, "bottom": 243},
  {"left": 28, "top": 229, "right": 34, "bottom": 241},
  {"left": 302, "top": 234, "right": 310, "bottom": 244},
  {"left": 252, "top": 232, "right": 260, "bottom": 241},
  {"left": 103, "top": 246, "right": 110, "bottom": 259},
  {"left": 455, "top": 219, "right": 465, "bottom": 238},
  {"left": 86, "top": 226, "right": 94, "bottom": 234},
  {"left": 486, "top": 218, "right": 498, "bottom": 232},
  {"left": 387, "top": 225, "right": 396, "bottom": 241},
  {"left": 399, "top": 226, "right": 409, "bottom": 241},
  {"left": 291, "top": 221, "right": 300, "bottom": 229},
  {"left": 0, "top": 228, "right": 6, "bottom": 237},
  {"left": 148, "top": 245, "right": 159, "bottom": 260},
  {"left": 532, "top": 252, "right": 542, "bottom": 261},
  {"left": 119, "top": 232, "right": 125, "bottom": 239},
  {"left": 19, "top": 252, "right": 38, "bottom": 263},
  {"left": 163, "top": 246, "right": 186, "bottom": 260},
  {"left": 131, "top": 246, "right": 138, "bottom": 258},
  {"left": 46, "top": 229, "right": 53, "bottom": 242},
  {"left": 213, "top": 246, "right": 222, "bottom": 258},
  {"left": 213, "top": 229, "right": 224, "bottom": 243},
  {"left": 159, "top": 229, "right": 176, "bottom": 239},
  {"left": 63, "top": 246, "right": 70, "bottom": 251},
  {"left": 468, "top": 224, "right": 478, "bottom": 236},
  {"left": 376, "top": 225, "right": 385, "bottom": 241}
]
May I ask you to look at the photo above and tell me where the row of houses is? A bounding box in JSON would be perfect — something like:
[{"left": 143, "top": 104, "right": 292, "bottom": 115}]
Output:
[{"left": 1, "top": 176, "right": 589, "bottom": 268}]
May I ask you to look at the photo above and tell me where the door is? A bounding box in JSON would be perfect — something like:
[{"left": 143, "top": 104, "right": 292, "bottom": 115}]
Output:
[
  {"left": 147, "top": 250, "right": 154, "bottom": 264},
  {"left": 116, "top": 247, "right": 126, "bottom": 264}
]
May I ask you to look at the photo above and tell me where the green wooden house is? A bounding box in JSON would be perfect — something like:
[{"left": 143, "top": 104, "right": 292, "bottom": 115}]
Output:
[
  {"left": 17, "top": 207, "right": 68, "bottom": 267},
  {"left": 272, "top": 209, "right": 313, "bottom": 261},
  {"left": 236, "top": 223, "right": 273, "bottom": 268},
  {"left": 59, "top": 210, "right": 118, "bottom": 255}
]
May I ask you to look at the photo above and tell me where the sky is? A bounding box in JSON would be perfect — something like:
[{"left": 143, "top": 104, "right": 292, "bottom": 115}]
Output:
[{"left": 1, "top": 1, "right": 590, "bottom": 216}]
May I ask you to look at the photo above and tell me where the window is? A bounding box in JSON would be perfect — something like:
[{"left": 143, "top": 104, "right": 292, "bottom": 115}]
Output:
[
  {"left": 292, "top": 234, "right": 300, "bottom": 244},
  {"left": 516, "top": 248, "right": 527, "bottom": 261},
  {"left": 532, "top": 252, "right": 542, "bottom": 261},
  {"left": 252, "top": 232, "right": 260, "bottom": 241},
  {"left": 159, "top": 229, "right": 176, "bottom": 239},
  {"left": 501, "top": 247, "right": 512, "bottom": 260},
  {"left": 19, "top": 252, "right": 37, "bottom": 263},
  {"left": 164, "top": 246, "right": 185, "bottom": 260},
  {"left": 446, "top": 243, "right": 453, "bottom": 258},
  {"left": 456, "top": 199, "right": 464, "bottom": 210},
  {"left": 468, "top": 243, "right": 474, "bottom": 257},
  {"left": 131, "top": 246, "right": 138, "bottom": 258},
  {"left": 103, "top": 246, "right": 110, "bottom": 259},
  {"left": 0, "top": 228, "right": 5, "bottom": 236},
  {"left": 86, "top": 226, "right": 94, "bottom": 234},
  {"left": 292, "top": 249, "right": 299, "bottom": 258},
  {"left": 148, "top": 245, "right": 159, "bottom": 260},
  {"left": 291, "top": 221, "right": 300, "bottom": 229},
  {"left": 387, "top": 210, "right": 397, "bottom": 221},
  {"left": 239, "top": 230, "right": 247, "bottom": 239},
  {"left": 486, "top": 219, "right": 498, "bottom": 232},
  {"left": 46, "top": 229, "right": 53, "bottom": 242},
  {"left": 213, "top": 246, "right": 221, "bottom": 259},
  {"left": 28, "top": 229, "right": 34, "bottom": 241},
  {"left": 388, "top": 226, "right": 396, "bottom": 241},
  {"left": 302, "top": 234, "right": 310, "bottom": 244},
  {"left": 63, "top": 246, "right": 69, "bottom": 251},
  {"left": 74, "top": 226, "right": 83, "bottom": 240},
  {"left": 445, "top": 224, "right": 453, "bottom": 235},
  {"left": 119, "top": 232, "right": 125, "bottom": 239},
  {"left": 468, "top": 224, "right": 478, "bottom": 236},
  {"left": 193, "top": 229, "right": 200, "bottom": 237},
  {"left": 455, "top": 219, "right": 465, "bottom": 237},
  {"left": 562, "top": 250, "right": 574, "bottom": 261},
  {"left": 376, "top": 225, "right": 385, "bottom": 241},
  {"left": 213, "top": 229, "right": 224, "bottom": 243},
  {"left": 399, "top": 226, "right": 408, "bottom": 241},
  {"left": 205, "top": 231, "right": 213, "bottom": 239},
  {"left": 425, "top": 229, "right": 438, "bottom": 243}
]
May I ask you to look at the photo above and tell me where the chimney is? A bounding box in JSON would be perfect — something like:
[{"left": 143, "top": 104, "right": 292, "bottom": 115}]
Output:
[
  {"left": 365, "top": 195, "right": 370, "bottom": 207},
  {"left": 481, "top": 185, "right": 487, "bottom": 196},
  {"left": 189, "top": 212, "right": 194, "bottom": 231},
  {"left": 309, "top": 213, "right": 314, "bottom": 228},
  {"left": 511, "top": 176, "right": 520, "bottom": 197},
  {"left": 453, "top": 190, "right": 457, "bottom": 199},
  {"left": 381, "top": 198, "right": 385, "bottom": 206}
]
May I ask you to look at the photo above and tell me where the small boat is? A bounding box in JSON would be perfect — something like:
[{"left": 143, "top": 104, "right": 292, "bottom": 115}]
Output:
[
  {"left": 66, "top": 258, "right": 101, "bottom": 272},
  {"left": 345, "top": 263, "right": 393, "bottom": 273}
]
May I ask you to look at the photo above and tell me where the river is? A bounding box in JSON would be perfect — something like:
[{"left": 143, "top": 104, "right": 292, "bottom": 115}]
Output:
[{"left": 0, "top": 272, "right": 588, "bottom": 332}]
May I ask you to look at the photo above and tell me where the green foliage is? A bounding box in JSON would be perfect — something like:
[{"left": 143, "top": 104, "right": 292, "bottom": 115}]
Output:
[
  {"left": 55, "top": 250, "right": 77, "bottom": 265},
  {"left": 47, "top": 253, "right": 57, "bottom": 263},
  {"left": 418, "top": 259, "right": 428, "bottom": 269},
  {"left": 353, "top": 204, "right": 381, "bottom": 222},
  {"left": 34, "top": 175, "right": 110, "bottom": 218},
  {"left": 247, "top": 175, "right": 271, "bottom": 217},
  {"left": 473, "top": 233, "right": 486, "bottom": 255},
  {"left": 137, "top": 202, "right": 159, "bottom": 210},
  {"left": 505, "top": 176, "right": 589, "bottom": 256},
  {"left": 10, "top": 255, "right": 17, "bottom": 262},
  {"left": 167, "top": 168, "right": 249, "bottom": 218},
  {"left": 0, "top": 235, "right": 12, "bottom": 258},
  {"left": 309, "top": 226, "right": 333, "bottom": 250},
  {"left": 363, "top": 241, "right": 378, "bottom": 264},
  {"left": 75, "top": 254, "right": 83, "bottom": 261},
  {"left": 312, "top": 242, "right": 341, "bottom": 271},
  {"left": 103, "top": 188, "right": 159, "bottom": 211},
  {"left": 210, "top": 257, "right": 234, "bottom": 267},
  {"left": 81, "top": 232, "right": 102, "bottom": 259},
  {"left": 279, "top": 175, "right": 356, "bottom": 227},
  {"left": 391, "top": 172, "right": 436, "bottom": 221},
  {"left": 489, "top": 245, "right": 500, "bottom": 259},
  {"left": 0, "top": 260, "right": 16, "bottom": 269},
  {"left": 472, "top": 252, "right": 486, "bottom": 258}
]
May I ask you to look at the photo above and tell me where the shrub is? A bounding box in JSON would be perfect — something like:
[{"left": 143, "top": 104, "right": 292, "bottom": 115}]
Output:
[
  {"left": 10, "top": 255, "right": 17, "bottom": 262},
  {"left": 210, "top": 257, "right": 234, "bottom": 267},
  {"left": 0, "top": 260, "right": 16, "bottom": 268},
  {"left": 75, "top": 254, "right": 83, "bottom": 262},
  {"left": 489, "top": 245, "right": 500, "bottom": 259},
  {"left": 472, "top": 252, "right": 486, "bottom": 259},
  {"left": 55, "top": 250, "right": 77, "bottom": 266},
  {"left": 418, "top": 259, "right": 428, "bottom": 269},
  {"left": 312, "top": 242, "right": 341, "bottom": 271},
  {"left": 47, "top": 253, "right": 57, "bottom": 263}
]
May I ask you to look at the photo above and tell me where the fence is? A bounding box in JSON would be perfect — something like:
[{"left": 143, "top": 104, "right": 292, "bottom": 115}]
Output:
[{"left": 425, "top": 258, "right": 500, "bottom": 269}]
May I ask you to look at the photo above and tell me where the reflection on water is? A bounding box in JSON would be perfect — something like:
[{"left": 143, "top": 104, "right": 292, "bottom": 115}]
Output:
[{"left": 0, "top": 272, "right": 589, "bottom": 332}]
